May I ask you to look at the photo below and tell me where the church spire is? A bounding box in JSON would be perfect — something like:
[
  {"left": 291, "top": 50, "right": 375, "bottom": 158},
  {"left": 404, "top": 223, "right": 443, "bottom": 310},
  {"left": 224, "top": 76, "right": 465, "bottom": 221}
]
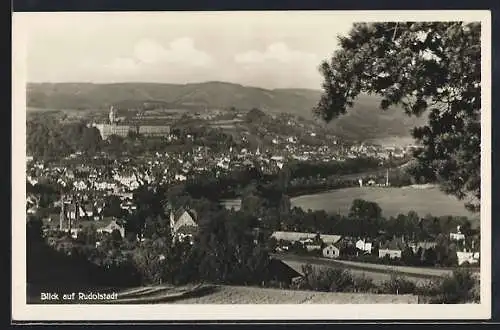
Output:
[{"left": 59, "top": 193, "right": 65, "bottom": 231}]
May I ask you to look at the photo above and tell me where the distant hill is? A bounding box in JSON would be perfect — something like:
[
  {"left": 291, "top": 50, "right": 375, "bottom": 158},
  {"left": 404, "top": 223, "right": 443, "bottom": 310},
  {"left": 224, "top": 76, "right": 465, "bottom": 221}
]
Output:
[{"left": 27, "top": 81, "right": 427, "bottom": 141}]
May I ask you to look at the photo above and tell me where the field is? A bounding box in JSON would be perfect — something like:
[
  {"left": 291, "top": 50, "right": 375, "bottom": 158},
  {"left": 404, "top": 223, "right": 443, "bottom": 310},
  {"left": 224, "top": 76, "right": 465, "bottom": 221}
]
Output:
[
  {"left": 290, "top": 186, "right": 478, "bottom": 219},
  {"left": 27, "top": 283, "right": 418, "bottom": 304},
  {"left": 169, "top": 285, "right": 418, "bottom": 304},
  {"left": 114, "top": 285, "right": 417, "bottom": 304}
]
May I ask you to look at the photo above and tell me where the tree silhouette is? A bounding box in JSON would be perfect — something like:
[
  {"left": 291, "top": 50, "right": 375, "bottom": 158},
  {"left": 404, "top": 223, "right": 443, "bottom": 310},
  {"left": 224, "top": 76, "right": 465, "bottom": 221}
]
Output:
[
  {"left": 315, "top": 22, "right": 481, "bottom": 212},
  {"left": 348, "top": 199, "right": 382, "bottom": 221}
]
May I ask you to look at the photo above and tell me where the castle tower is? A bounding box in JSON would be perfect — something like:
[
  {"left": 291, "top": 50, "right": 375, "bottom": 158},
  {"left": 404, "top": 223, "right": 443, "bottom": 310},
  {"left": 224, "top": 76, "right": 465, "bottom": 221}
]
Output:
[{"left": 109, "top": 106, "right": 117, "bottom": 124}]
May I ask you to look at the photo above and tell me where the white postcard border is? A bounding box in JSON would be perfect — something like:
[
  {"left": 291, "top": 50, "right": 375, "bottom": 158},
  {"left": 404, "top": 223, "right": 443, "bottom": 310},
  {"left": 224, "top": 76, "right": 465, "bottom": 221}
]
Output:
[{"left": 12, "top": 10, "right": 492, "bottom": 321}]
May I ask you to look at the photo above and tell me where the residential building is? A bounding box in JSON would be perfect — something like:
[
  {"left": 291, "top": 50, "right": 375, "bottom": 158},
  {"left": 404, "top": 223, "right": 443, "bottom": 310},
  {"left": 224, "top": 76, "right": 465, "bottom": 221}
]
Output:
[
  {"left": 456, "top": 251, "right": 480, "bottom": 266},
  {"left": 355, "top": 239, "right": 373, "bottom": 254},
  {"left": 170, "top": 207, "right": 198, "bottom": 242},
  {"left": 450, "top": 225, "right": 466, "bottom": 241},
  {"left": 323, "top": 245, "right": 341, "bottom": 259},
  {"left": 97, "top": 219, "right": 126, "bottom": 238}
]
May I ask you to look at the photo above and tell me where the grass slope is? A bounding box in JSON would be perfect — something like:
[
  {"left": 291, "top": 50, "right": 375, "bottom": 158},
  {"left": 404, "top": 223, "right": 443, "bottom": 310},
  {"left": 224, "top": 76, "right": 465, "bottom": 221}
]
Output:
[{"left": 109, "top": 284, "right": 418, "bottom": 304}]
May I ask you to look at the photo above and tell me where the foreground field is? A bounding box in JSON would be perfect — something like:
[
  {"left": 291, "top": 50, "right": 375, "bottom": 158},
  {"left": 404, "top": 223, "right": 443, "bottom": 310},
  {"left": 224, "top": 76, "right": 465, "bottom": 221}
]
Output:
[
  {"left": 168, "top": 285, "right": 418, "bottom": 304},
  {"left": 290, "top": 186, "right": 477, "bottom": 219},
  {"left": 115, "top": 284, "right": 418, "bottom": 304},
  {"left": 27, "top": 283, "right": 418, "bottom": 304}
]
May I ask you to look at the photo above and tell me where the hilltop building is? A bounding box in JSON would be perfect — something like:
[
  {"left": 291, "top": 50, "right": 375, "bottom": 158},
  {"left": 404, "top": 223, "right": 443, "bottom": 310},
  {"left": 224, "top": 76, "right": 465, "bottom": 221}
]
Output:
[{"left": 93, "top": 106, "right": 171, "bottom": 139}]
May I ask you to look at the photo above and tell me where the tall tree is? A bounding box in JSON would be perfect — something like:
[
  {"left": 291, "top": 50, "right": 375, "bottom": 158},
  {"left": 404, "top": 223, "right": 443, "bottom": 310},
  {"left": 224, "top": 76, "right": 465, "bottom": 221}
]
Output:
[
  {"left": 348, "top": 199, "right": 382, "bottom": 221},
  {"left": 314, "top": 22, "right": 481, "bottom": 212}
]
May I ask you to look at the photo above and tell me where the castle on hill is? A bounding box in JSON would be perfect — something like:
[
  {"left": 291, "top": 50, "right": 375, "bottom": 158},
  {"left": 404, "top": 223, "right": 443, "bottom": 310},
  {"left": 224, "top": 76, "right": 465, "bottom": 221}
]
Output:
[{"left": 92, "top": 106, "right": 171, "bottom": 139}]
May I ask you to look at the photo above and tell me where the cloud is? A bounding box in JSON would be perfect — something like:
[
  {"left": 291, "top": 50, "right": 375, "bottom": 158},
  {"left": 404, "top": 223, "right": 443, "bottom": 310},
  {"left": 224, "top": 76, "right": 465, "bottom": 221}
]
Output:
[
  {"left": 234, "top": 42, "right": 318, "bottom": 64},
  {"left": 133, "top": 37, "right": 212, "bottom": 66},
  {"left": 101, "top": 37, "right": 213, "bottom": 75}
]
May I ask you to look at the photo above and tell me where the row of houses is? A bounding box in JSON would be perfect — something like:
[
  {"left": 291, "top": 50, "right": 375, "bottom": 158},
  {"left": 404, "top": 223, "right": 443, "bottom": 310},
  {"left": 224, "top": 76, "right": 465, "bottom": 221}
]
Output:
[
  {"left": 53, "top": 201, "right": 199, "bottom": 244},
  {"left": 270, "top": 230, "right": 480, "bottom": 266}
]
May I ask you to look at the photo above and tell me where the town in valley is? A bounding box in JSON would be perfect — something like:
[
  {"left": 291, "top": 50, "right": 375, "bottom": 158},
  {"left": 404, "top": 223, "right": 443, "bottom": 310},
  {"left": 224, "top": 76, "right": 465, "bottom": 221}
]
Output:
[{"left": 24, "top": 17, "right": 482, "bottom": 305}]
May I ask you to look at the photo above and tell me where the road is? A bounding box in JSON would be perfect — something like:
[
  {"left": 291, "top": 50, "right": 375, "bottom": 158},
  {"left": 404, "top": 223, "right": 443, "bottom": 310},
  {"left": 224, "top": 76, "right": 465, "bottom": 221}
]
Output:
[{"left": 272, "top": 253, "right": 479, "bottom": 283}]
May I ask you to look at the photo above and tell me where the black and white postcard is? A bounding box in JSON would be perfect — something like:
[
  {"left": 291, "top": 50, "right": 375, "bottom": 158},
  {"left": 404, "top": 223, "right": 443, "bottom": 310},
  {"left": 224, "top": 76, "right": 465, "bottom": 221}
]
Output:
[{"left": 12, "top": 10, "right": 492, "bottom": 321}]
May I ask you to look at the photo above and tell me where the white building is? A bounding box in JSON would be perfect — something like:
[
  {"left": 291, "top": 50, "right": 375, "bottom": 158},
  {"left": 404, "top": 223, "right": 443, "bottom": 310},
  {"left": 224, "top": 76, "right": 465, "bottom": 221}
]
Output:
[
  {"left": 456, "top": 251, "right": 480, "bottom": 266},
  {"left": 355, "top": 239, "right": 372, "bottom": 254},
  {"left": 450, "top": 225, "right": 466, "bottom": 241},
  {"left": 323, "top": 245, "right": 340, "bottom": 259},
  {"left": 379, "top": 249, "right": 402, "bottom": 259}
]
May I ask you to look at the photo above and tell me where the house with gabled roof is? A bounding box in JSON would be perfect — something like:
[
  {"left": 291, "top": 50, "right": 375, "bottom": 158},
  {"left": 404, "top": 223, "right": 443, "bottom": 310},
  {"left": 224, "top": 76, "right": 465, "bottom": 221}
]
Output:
[
  {"left": 378, "top": 237, "right": 405, "bottom": 259},
  {"left": 169, "top": 207, "right": 198, "bottom": 242}
]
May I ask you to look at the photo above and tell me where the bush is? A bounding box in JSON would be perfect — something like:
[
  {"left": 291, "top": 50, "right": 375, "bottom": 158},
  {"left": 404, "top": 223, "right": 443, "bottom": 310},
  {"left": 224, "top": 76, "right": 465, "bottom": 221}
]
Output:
[
  {"left": 430, "top": 268, "right": 478, "bottom": 303},
  {"left": 300, "top": 264, "right": 355, "bottom": 292},
  {"left": 352, "top": 274, "right": 376, "bottom": 293},
  {"left": 380, "top": 274, "right": 417, "bottom": 295}
]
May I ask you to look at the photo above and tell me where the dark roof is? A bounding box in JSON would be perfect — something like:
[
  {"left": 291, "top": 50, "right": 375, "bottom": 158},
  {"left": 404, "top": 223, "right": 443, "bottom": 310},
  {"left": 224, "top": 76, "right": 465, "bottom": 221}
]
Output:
[
  {"left": 266, "top": 258, "right": 303, "bottom": 283},
  {"left": 173, "top": 207, "right": 187, "bottom": 220},
  {"left": 173, "top": 207, "right": 198, "bottom": 222},
  {"left": 381, "top": 238, "right": 405, "bottom": 250}
]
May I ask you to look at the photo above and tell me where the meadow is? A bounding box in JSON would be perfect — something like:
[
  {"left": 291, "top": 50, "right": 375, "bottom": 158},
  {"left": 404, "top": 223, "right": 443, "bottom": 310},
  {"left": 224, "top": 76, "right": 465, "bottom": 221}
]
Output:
[
  {"left": 170, "top": 285, "right": 418, "bottom": 304},
  {"left": 290, "top": 186, "right": 478, "bottom": 220}
]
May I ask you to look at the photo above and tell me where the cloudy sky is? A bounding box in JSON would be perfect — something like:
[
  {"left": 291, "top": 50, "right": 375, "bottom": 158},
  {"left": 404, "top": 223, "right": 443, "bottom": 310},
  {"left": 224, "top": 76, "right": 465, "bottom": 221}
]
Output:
[
  {"left": 17, "top": 11, "right": 482, "bottom": 90},
  {"left": 17, "top": 12, "right": 362, "bottom": 90}
]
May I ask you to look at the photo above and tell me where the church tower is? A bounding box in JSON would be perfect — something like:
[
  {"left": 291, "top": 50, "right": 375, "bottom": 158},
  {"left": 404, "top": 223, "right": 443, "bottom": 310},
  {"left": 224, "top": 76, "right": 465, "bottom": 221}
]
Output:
[{"left": 59, "top": 194, "right": 66, "bottom": 231}]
